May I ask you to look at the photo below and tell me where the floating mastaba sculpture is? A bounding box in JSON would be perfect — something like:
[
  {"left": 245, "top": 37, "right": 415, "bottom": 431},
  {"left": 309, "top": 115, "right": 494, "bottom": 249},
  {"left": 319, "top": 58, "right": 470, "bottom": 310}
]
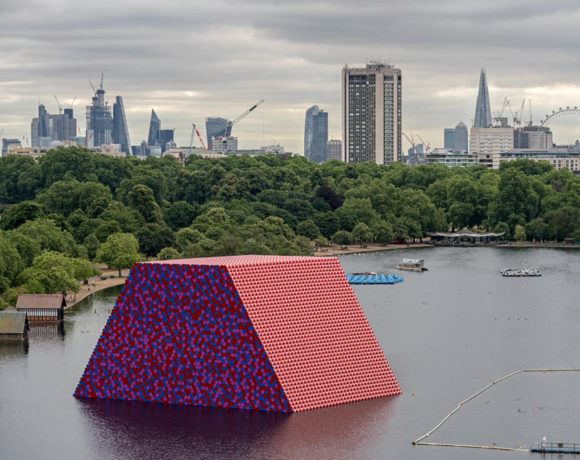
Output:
[{"left": 75, "top": 255, "right": 400, "bottom": 412}]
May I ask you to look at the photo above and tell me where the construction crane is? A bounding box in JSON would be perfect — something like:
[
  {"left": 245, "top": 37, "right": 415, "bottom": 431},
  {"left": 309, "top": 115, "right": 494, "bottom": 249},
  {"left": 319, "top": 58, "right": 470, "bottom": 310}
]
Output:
[
  {"left": 89, "top": 73, "right": 104, "bottom": 95},
  {"left": 416, "top": 134, "right": 431, "bottom": 153},
  {"left": 190, "top": 123, "right": 207, "bottom": 150},
  {"left": 68, "top": 96, "right": 77, "bottom": 110},
  {"left": 402, "top": 131, "right": 416, "bottom": 151},
  {"left": 231, "top": 99, "right": 264, "bottom": 126},
  {"left": 54, "top": 95, "right": 63, "bottom": 114},
  {"left": 225, "top": 99, "right": 265, "bottom": 134}
]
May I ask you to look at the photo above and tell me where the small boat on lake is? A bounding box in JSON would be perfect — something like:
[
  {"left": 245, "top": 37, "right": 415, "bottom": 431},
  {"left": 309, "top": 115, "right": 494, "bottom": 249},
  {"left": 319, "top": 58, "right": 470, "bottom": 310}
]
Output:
[
  {"left": 397, "top": 259, "right": 428, "bottom": 272},
  {"left": 500, "top": 268, "right": 542, "bottom": 277},
  {"left": 346, "top": 273, "right": 404, "bottom": 285}
]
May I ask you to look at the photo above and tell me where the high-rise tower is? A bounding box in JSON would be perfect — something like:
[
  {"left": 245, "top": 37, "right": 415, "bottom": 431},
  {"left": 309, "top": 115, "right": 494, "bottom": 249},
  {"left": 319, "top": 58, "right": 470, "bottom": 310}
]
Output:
[
  {"left": 147, "top": 110, "right": 161, "bottom": 147},
  {"left": 87, "top": 85, "right": 113, "bottom": 148},
  {"left": 113, "top": 96, "right": 131, "bottom": 154},
  {"left": 205, "top": 117, "right": 230, "bottom": 150},
  {"left": 474, "top": 69, "right": 492, "bottom": 128},
  {"left": 342, "top": 62, "right": 402, "bottom": 164},
  {"left": 304, "top": 106, "right": 328, "bottom": 163}
]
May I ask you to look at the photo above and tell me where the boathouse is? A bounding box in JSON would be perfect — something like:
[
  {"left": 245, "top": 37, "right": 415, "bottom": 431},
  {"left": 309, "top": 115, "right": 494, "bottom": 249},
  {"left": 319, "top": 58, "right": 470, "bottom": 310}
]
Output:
[
  {"left": 76, "top": 255, "right": 401, "bottom": 412},
  {"left": 0, "top": 311, "right": 29, "bottom": 343},
  {"left": 428, "top": 230, "right": 505, "bottom": 246},
  {"left": 16, "top": 294, "right": 66, "bottom": 323}
]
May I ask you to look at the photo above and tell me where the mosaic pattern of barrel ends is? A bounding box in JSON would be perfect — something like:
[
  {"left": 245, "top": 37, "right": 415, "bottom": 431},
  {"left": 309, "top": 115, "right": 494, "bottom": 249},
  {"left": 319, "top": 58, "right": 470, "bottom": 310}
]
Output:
[{"left": 75, "top": 256, "right": 401, "bottom": 412}]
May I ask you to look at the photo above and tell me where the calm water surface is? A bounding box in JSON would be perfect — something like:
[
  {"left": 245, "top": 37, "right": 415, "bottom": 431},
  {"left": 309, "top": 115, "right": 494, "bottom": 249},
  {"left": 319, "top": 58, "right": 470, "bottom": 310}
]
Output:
[{"left": 1, "top": 247, "right": 579, "bottom": 460}]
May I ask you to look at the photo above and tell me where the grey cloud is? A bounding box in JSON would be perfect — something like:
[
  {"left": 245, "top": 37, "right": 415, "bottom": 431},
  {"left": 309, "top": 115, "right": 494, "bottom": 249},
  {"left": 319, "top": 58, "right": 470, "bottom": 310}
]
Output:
[{"left": 2, "top": 0, "right": 580, "bottom": 151}]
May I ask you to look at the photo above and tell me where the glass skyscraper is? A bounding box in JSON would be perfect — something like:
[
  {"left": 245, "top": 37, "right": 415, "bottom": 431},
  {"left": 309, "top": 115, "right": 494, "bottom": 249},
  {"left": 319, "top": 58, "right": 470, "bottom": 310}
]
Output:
[
  {"left": 443, "top": 122, "right": 468, "bottom": 151},
  {"left": 159, "top": 129, "right": 174, "bottom": 153},
  {"left": 304, "top": 105, "right": 328, "bottom": 163},
  {"left": 474, "top": 69, "right": 492, "bottom": 128},
  {"left": 113, "top": 96, "right": 131, "bottom": 154},
  {"left": 205, "top": 117, "right": 230, "bottom": 150},
  {"left": 148, "top": 109, "right": 161, "bottom": 147}
]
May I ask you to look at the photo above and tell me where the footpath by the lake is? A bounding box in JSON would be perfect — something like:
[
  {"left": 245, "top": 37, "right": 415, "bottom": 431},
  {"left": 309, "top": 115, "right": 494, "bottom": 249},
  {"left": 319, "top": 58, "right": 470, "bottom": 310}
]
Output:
[
  {"left": 65, "top": 269, "right": 127, "bottom": 310},
  {"left": 315, "top": 243, "right": 431, "bottom": 257}
]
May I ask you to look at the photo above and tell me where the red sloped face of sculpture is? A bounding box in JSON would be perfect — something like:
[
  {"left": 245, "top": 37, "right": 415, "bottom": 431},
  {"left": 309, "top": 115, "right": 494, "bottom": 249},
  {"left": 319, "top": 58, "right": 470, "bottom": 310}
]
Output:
[{"left": 75, "top": 255, "right": 400, "bottom": 412}]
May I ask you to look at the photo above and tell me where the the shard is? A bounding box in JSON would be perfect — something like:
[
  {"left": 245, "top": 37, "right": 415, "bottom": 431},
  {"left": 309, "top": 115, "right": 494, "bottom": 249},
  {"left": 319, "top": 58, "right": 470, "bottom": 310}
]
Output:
[{"left": 474, "top": 69, "right": 492, "bottom": 128}]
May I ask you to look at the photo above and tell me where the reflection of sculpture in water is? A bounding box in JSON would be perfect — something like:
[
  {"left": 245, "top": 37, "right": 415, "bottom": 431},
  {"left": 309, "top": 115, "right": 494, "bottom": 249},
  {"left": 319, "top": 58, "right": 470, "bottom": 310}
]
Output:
[{"left": 77, "top": 396, "right": 395, "bottom": 459}]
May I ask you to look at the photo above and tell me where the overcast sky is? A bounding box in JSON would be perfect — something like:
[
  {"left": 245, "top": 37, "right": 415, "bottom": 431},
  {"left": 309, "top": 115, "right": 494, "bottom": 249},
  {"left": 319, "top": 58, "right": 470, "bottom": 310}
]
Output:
[{"left": 2, "top": 0, "right": 580, "bottom": 153}]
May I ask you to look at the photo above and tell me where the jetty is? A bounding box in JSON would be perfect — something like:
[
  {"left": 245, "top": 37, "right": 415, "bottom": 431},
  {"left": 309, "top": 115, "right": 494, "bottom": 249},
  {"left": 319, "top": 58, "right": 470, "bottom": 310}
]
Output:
[{"left": 531, "top": 443, "right": 580, "bottom": 454}]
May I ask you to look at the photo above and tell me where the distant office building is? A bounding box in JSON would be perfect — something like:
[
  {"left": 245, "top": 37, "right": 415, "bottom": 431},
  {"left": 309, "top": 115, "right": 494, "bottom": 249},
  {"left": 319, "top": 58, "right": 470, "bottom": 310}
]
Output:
[
  {"left": 470, "top": 127, "right": 514, "bottom": 168},
  {"left": 31, "top": 118, "right": 39, "bottom": 147},
  {"left": 455, "top": 122, "right": 468, "bottom": 151},
  {"left": 2, "top": 139, "right": 21, "bottom": 155},
  {"left": 444, "top": 129, "right": 455, "bottom": 150},
  {"left": 444, "top": 122, "right": 468, "bottom": 151},
  {"left": 87, "top": 88, "right": 113, "bottom": 147},
  {"left": 500, "top": 148, "right": 580, "bottom": 173},
  {"left": 38, "top": 104, "right": 49, "bottom": 138},
  {"left": 342, "top": 62, "right": 402, "bottom": 164},
  {"left": 407, "top": 144, "right": 425, "bottom": 165},
  {"left": 32, "top": 103, "right": 77, "bottom": 147},
  {"left": 112, "top": 96, "right": 131, "bottom": 154},
  {"left": 147, "top": 109, "right": 160, "bottom": 147},
  {"left": 474, "top": 69, "right": 492, "bottom": 128},
  {"left": 212, "top": 136, "right": 238, "bottom": 153},
  {"left": 260, "top": 144, "right": 285, "bottom": 155},
  {"left": 159, "top": 129, "right": 175, "bottom": 153},
  {"left": 427, "top": 149, "right": 479, "bottom": 168},
  {"left": 49, "top": 110, "right": 77, "bottom": 142},
  {"left": 205, "top": 117, "right": 230, "bottom": 150},
  {"left": 514, "top": 126, "right": 553, "bottom": 150},
  {"left": 304, "top": 106, "right": 328, "bottom": 163},
  {"left": 327, "top": 139, "right": 342, "bottom": 161}
]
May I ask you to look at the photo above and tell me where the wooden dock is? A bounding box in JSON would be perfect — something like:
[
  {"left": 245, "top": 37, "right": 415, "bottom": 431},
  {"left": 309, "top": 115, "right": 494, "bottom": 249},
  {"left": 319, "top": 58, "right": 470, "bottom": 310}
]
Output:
[{"left": 531, "top": 443, "right": 580, "bottom": 454}]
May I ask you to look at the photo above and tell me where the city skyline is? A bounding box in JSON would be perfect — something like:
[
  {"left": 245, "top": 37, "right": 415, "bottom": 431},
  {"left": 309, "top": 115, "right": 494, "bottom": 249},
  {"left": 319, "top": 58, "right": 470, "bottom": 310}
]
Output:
[{"left": 3, "top": 1, "right": 580, "bottom": 153}]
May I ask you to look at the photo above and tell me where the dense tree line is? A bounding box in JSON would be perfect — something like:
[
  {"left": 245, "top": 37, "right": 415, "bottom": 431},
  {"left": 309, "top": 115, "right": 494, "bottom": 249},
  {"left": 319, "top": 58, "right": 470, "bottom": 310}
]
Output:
[{"left": 0, "top": 146, "right": 578, "bottom": 306}]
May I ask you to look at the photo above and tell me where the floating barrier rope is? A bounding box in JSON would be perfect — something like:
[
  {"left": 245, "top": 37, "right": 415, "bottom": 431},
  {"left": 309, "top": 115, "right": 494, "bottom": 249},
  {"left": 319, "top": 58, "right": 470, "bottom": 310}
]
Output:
[{"left": 413, "top": 368, "right": 580, "bottom": 453}]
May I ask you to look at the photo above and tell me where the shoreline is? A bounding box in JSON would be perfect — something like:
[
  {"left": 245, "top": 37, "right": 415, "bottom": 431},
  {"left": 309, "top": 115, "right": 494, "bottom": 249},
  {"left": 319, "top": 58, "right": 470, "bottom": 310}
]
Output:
[
  {"left": 314, "top": 243, "right": 432, "bottom": 257},
  {"left": 65, "top": 270, "right": 127, "bottom": 310}
]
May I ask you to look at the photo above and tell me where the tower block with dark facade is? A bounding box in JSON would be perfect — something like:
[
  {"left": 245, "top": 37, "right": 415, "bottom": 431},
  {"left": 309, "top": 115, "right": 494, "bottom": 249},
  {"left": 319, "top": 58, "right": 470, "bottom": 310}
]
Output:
[{"left": 75, "top": 256, "right": 400, "bottom": 412}]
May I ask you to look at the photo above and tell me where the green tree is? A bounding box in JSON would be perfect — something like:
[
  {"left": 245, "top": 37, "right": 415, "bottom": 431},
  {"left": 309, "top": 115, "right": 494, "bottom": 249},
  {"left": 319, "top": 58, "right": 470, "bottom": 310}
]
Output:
[
  {"left": 0, "top": 234, "right": 23, "bottom": 294},
  {"left": 9, "top": 219, "right": 79, "bottom": 264},
  {"left": 525, "top": 218, "right": 546, "bottom": 241},
  {"left": 514, "top": 224, "right": 527, "bottom": 242},
  {"left": 136, "top": 223, "right": 176, "bottom": 257},
  {"left": 96, "top": 233, "right": 141, "bottom": 276},
  {"left": 352, "top": 223, "right": 373, "bottom": 247},
  {"left": 0, "top": 201, "right": 47, "bottom": 230},
  {"left": 296, "top": 220, "right": 320, "bottom": 240},
  {"left": 126, "top": 184, "right": 163, "bottom": 223},
  {"left": 164, "top": 201, "right": 198, "bottom": 230},
  {"left": 157, "top": 247, "right": 180, "bottom": 260},
  {"left": 372, "top": 221, "right": 394, "bottom": 244},
  {"left": 19, "top": 251, "right": 95, "bottom": 294},
  {"left": 544, "top": 206, "right": 580, "bottom": 240},
  {"left": 332, "top": 230, "right": 352, "bottom": 247}
]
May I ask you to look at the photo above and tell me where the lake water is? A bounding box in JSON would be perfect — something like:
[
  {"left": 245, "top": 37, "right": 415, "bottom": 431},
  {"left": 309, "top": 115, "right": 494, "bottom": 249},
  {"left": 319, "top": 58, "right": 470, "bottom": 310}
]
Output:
[{"left": 1, "top": 247, "right": 579, "bottom": 460}]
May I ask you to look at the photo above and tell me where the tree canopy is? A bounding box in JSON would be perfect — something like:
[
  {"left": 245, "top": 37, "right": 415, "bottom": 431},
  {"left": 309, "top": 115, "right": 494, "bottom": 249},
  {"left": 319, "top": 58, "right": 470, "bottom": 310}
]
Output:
[{"left": 0, "top": 147, "right": 578, "bottom": 306}]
